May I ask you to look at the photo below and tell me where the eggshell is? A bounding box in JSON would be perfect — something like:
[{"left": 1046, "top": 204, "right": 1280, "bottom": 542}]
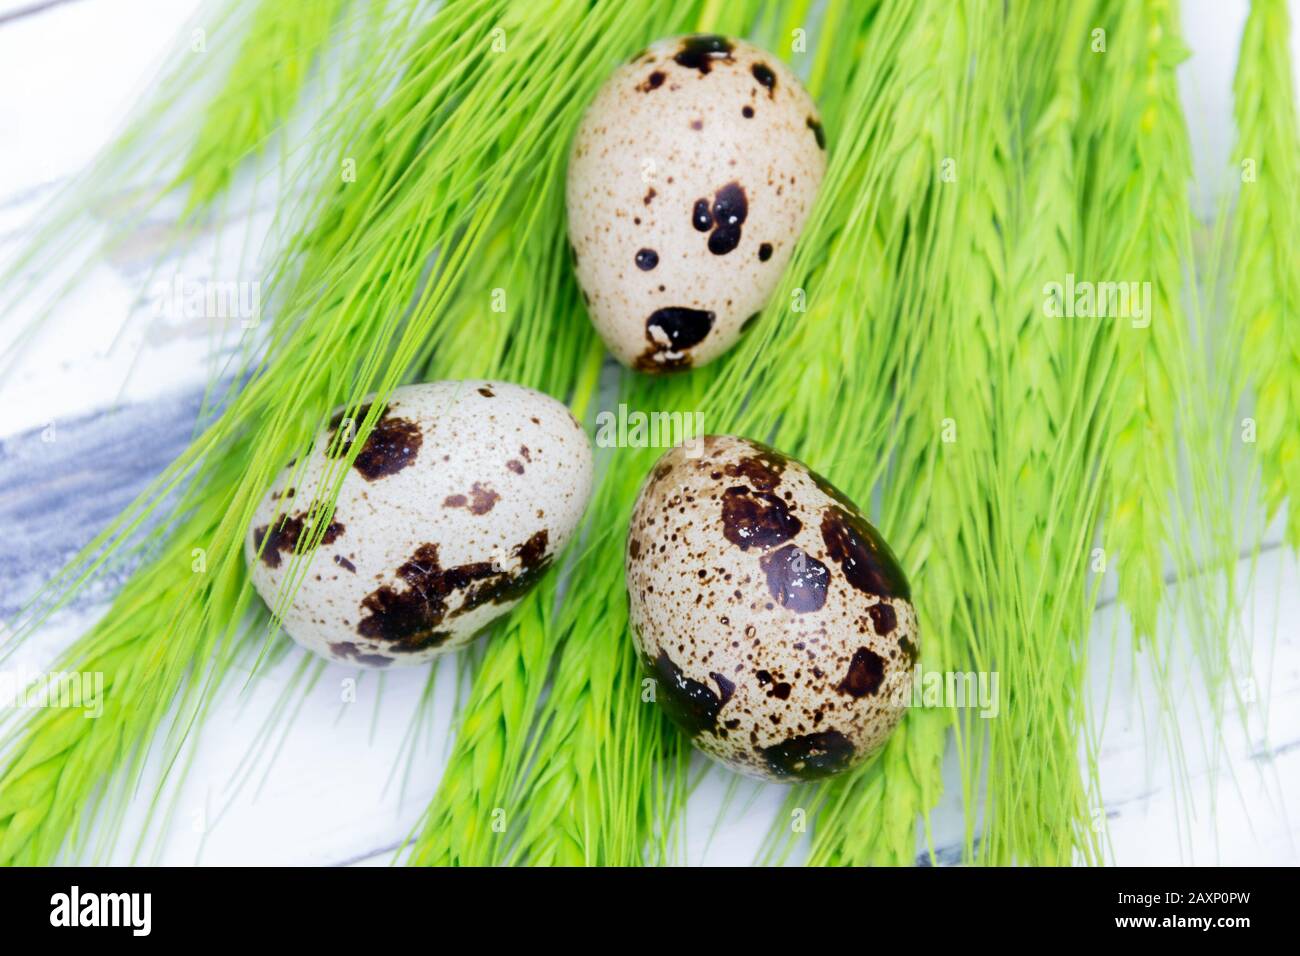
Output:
[
  {"left": 567, "top": 35, "right": 827, "bottom": 372},
  {"left": 246, "top": 380, "right": 592, "bottom": 667},
  {"left": 625, "top": 435, "right": 918, "bottom": 781}
]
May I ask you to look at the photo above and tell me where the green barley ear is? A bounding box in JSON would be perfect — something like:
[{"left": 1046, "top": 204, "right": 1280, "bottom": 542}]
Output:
[
  {"left": 1100, "top": 0, "right": 1195, "bottom": 642},
  {"left": 175, "top": 0, "right": 350, "bottom": 211},
  {"left": 1232, "top": 0, "right": 1300, "bottom": 547},
  {"left": 978, "top": 0, "right": 1104, "bottom": 864}
]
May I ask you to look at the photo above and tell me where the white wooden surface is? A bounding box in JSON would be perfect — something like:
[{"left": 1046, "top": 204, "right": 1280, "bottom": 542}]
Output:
[{"left": 0, "top": 0, "right": 1296, "bottom": 865}]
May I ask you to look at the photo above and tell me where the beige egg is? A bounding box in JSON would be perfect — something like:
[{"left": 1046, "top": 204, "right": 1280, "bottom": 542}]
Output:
[
  {"left": 245, "top": 380, "right": 593, "bottom": 668},
  {"left": 567, "top": 35, "right": 827, "bottom": 372},
  {"left": 625, "top": 435, "right": 917, "bottom": 781}
]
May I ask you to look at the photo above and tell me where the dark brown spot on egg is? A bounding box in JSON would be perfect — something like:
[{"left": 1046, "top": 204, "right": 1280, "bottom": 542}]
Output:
[
  {"left": 638, "top": 70, "right": 665, "bottom": 92},
  {"left": 713, "top": 182, "right": 747, "bottom": 225},
  {"left": 329, "top": 642, "right": 393, "bottom": 668},
  {"left": 469, "top": 483, "right": 500, "bottom": 514},
  {"left": 711, "top": 672, "right": 736, "bottom": 705},
  {"left": 356, "top": 543, "right": 488, "bottom": 650},
  {"left": 742, "top": 105, "right": 755, "bottom": 118},
  {"left": 836, "top": 646, "right": 886, "bottom": 698},
  {"left": 327, "top": 405, "right": 367, "bottom": 431},
  {"left": 644, "top": 186, "right": 657, "bottom": 205},
  {"left": 673, "top": 34, "right": 733, "bottom": 75},
  {"left": 478, "top": 386, "right": 495, "bottom": 397},
  {"left": 724, "top": 453, "right": 784, "bottom": 492},
  {"left": 444, "top": 482, "right": 500, "bottom": 515},
  {"left": 760, "top": 544, "right": 829, "bottom": 613},
  {"left": 761, "top": 730, "right": 855, "bottom": 779},
  {"left": 867, "top": 601, "right": 897, "bottom": 635},
  {"left": 720, "top": 486, "right": 800, "bottom": 550},
  {"left": 634, "top": 350, "right": 693, "bottom": 374},
  {"left": 707, "top": 181, "right": 748, "bottom": 255},
  {"left": 253, "top": 513, "right": 344, "bottom": 569},
  {"left": 692, "top": 198, "right": 713, "bottom": 231},
  {"left": 514, "top": 529, "right": 549, "bottom": 570},
  {"left": 758, "top": 242, "right": 773, "bottom": 261},
  {"left": 751, "top": 62, "right": 776, "bottom": 95},
  {"left": 821, "top": 505, "right": 911, "bottom": 600},
  {"left": 807, "top": 115, "right": 826, "bottom": 149},
  {"left": 387, "top": 630, "right": 454, "bottom": 654},
  {"left": 507, "top": 459, "right": 525, "bottom": 475},
  {"left": 899, "top": 633, "right": 918, "bottom": 667},
  {"left": 690, "top": 118, "right": 703, "bottom": 131},
  {"left": 635, "top": 248, "right": 659, "bottom": 271},
  {"left": 327, "top": 403, "right": 423, "bottom": 481},
  {"left": 334, "top": 554, "right": 357, "bottom": 573},
  {"left": 646, "top": 306, "right": 714, "bottom": 351},
  {"left": 457, "top": 530, "right": 553, "bottom": 611},
  {"left": 356, "top": 532, "right": 552, "bottom": 653},
  {"left": 629, "top": 538, "right": 642, "bottom": 559},
  {"left": 648, "top": 651, "right": 733, "bottom": 737}
]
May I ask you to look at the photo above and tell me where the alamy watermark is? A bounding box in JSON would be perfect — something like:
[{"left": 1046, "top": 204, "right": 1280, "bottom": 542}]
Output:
[
  {"left": 898, "top": 662, "right": 999, "bottom": 717},
  {"left": 50, "top": 886, "right": 150, "bottom": 936},
  {"left": 1042, "top": 273, "right": 1152, "bottom": 328},
  {"left": 595, "top": 403, "right": 705, "bottom": 458},
  {"left": 150, "top": 273, "right": 261, "bottom": 328},
  {"left": 0, "top": 668, "right": 103, "bottom": 718}
]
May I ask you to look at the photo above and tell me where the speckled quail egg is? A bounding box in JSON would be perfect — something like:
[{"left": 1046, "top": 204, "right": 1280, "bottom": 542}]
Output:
[
  {"left": 567, "top": 35, "right": 827, "bottom": 373},
  {"left": 625, "top": 435, "right": 917, "bottom": 781},
  {"left": 245, "top": 380, "right": 593, "bottom": 668}
]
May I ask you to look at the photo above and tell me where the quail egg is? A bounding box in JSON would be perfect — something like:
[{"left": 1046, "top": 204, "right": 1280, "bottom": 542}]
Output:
[
  {"left": 567, "top": 35, "right": 827, "bottom": 372},
  {"left": 246, "top": 380, "right": 593, "bottom": 667},
  {"left": 626, "top": 435, "right": 917, "bottom": 780}
]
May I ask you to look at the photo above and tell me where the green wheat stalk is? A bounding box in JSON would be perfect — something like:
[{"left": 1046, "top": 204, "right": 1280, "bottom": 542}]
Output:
[
  {"left": 1100, "top": 0, "right": 1195, "bottom": 642},
  {"left": 978, "top": 0, "right": 1107, "bottom": 864},
  {"left": 1232, "top": 0, "right": 1300, "bottom": 548},
  {"left": 175, "top": 0, "right": 350, "bottom": 210}
]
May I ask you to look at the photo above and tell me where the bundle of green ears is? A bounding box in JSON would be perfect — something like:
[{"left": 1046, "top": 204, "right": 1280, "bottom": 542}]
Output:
[{"left": 0, "top": 0, "right": 1296, "bottom": 866}]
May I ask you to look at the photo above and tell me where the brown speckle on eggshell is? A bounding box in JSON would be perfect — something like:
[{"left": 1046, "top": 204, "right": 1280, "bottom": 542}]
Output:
[
  {"left": 566, "top": 36, "right": 827, "bottom": 372},
  {"left": 625, "top": 435, "right": 917, "bottom": 781}
]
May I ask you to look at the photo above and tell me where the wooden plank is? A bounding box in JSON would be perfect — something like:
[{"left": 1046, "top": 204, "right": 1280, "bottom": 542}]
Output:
[{"left": 0, "top": 1, "right": 90, "bottom": 29}]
